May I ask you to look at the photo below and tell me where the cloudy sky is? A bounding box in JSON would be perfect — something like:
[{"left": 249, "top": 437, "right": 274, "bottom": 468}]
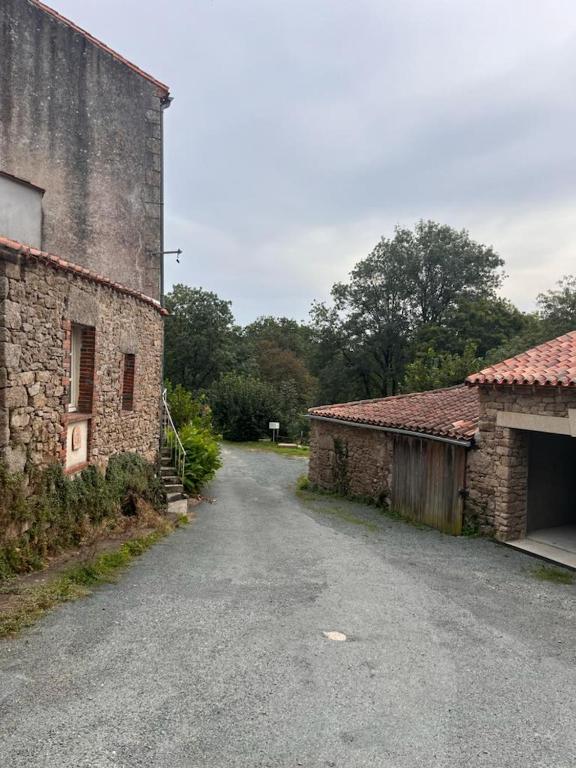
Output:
[{"left": 51, "top": 0, "right": 576, "bottom": 324}]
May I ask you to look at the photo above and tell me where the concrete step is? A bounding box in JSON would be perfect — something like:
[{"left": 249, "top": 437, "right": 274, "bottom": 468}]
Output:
[
  {"left": 165, "top": 483, "right": 184, "bottom": 495},
  {"left": 161, "top": 456, "right": 172, "bottom": 466},
  {"left": 162, "top": 474, "right": 180, "bottom": 484},
  {"left": 167, "top": 491, "right": 186, "bottom": 503},
  {"left": 168, "top": 497, "right": 189, "bottom": 517}
]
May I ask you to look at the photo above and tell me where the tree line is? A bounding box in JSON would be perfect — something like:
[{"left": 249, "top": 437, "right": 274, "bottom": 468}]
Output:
[{"left": 164, "top": 220, "right": 576, "bottom": 441}]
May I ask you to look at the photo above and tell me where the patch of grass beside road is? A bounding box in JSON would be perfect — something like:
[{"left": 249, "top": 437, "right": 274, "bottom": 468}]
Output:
[
  {"left": 296, "top": 478, "right": 379, "bottom": 532},
  {"left": 531, "top": 564, "right": 574, "bottom": 585},
  {"left": 0, "top": 523, "right": 176, "bottom": 639},
  {"left": 228, "top": 441, "right": 309, "bottom": 458}
]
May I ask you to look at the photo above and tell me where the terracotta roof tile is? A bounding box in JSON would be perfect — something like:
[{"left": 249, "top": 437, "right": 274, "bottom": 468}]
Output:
[
  {"left": 308, "top": 385, "right": 478, "bottom": 443},
  {"left": 466, "top": 330, "right": 576, "bottom": 387},
  {"left": 30, "top": 1, "right": 170, "bottom": 97},
  {"left": 0, "top": 235, "right": 168, "bottom": 316}
]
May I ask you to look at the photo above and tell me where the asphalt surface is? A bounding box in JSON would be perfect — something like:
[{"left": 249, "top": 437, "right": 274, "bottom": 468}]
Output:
[{"left": 1, "top": 444, "right": 576, "bottom": 767}]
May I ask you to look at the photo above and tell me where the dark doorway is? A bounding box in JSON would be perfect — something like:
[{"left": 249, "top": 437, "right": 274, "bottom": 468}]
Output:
[{"left": 527, "top": 432, "right": 576, "bottom": 532}]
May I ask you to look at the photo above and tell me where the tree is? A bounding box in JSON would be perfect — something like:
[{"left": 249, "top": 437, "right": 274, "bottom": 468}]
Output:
[
  {"left": 402, "top": 342, "right": 483, "bottom": 393},
  {"left": 537, "top": 275, "right": 576, "bottom": 338},
  {"left": 413, "top": 296, "right": 528, "bottom": 358},
  {"left": 208, "top": 374, "right": 281, "bottom": 441},
  {"left": 243, "top": 316, "right": 314, "bottom": 362},
  {"left": 311, "top": 221, "right": 505, "bottom": 401},
  {"left": 243, "top": 316, "right": 317, "bottom": 411},
  {"left": 164, "top": 285, "right": 239, "bottom": 391}
]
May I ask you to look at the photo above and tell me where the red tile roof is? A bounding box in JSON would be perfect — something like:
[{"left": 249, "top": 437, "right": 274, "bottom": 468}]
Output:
[
  {"left": 309, "top": 385, "right": 479, "bottom": 443},
  {"left": 0, "top": 236, "right": 167, "bottom": 316},
  {"left": 466, "top": 331, "right": 576, "bottom": 388},
  {"left": 30, "top": 1, "right": 170, "bottom": 98}
]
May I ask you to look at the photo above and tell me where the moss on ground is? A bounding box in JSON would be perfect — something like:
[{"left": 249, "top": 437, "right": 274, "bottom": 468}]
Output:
[{"left": 530, "top": 564, "right": 574, "bottom": 585}]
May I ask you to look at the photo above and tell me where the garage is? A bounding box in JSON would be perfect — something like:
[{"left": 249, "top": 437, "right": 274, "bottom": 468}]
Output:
[
  {"left": 466, "top": 329, "right": 576, "bottom": 567},
  {"left": 524, "top": 431, "right": 576, "bottom": 554}
]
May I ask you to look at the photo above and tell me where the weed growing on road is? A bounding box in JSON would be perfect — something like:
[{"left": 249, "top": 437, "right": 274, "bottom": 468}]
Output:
[
  {"left": 531, "top": 564, "right": 574, "bottom": 585},
  {"left": 296, "top": 474, "right": 310, "bottom": 491},
  {"left": 0, "top": 524, "right": 174, "bottom": 639}
]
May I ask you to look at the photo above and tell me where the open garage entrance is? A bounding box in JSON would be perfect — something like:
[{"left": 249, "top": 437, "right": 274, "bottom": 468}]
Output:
[
  {"left": 509, "top": 430, "right": 576, "bottom": 569},
  {"left": 527, "top": 432, "right": 576, "bottom": 533}
]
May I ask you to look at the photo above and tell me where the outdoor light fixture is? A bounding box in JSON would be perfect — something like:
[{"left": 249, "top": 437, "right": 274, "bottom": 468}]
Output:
[{"left": 151, "top": 248, "right": 183, "bottom": 263}]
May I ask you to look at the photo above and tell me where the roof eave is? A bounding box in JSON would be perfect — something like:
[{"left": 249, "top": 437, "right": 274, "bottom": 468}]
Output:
[{"left": 307, "top": 413, "right": 473, "bottom": 448}]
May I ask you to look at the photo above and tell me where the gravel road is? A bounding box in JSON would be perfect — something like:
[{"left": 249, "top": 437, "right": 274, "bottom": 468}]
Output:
[{"left": 1, "top": 443, "right": 575, "bottom": 767}]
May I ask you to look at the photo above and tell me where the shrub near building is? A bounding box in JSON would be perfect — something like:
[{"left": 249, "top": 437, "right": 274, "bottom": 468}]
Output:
[{"left": 0, "top": 454, "right": 166, "bottom": 580}]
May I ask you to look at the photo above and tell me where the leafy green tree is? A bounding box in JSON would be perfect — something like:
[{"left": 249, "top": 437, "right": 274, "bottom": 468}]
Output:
[
  {"left": 164, "top": 285, "right": 240, "bottom": 391},
  {"left": 311, "top": 221, "right": 505, "bottom": 401},
  {"left": 243, "top": 316, "right": 315, "bottom": 362},
  {"left": 413, "top": 297, "right": 528, "bottom": 358},
  {"left": 538, "top": 275, "right": 576, "bottom": 338},
  {"left": 402, "top": 342, "right": 483, "bottom": 393},
  {"left": 208, "top": 374, "right": 281, "bottom": 441}
]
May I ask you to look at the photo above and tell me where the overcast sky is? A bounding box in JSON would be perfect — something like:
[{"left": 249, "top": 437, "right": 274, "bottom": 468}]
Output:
[{"left": 50, "top": 0, "right": 576, "bottom": 324}]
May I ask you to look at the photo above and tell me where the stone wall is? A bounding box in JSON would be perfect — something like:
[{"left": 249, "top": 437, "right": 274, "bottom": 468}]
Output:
[
  {"left": 0, "top": 248, "right": 163, "bottom": 474},
  {"left": 466, "top": 386, "right": 576, "bottom": 539},
  {"left": 0, "top": 0, "right": 167, "bottom": 299},
  {"left": 308, "top": 419, "right": 393, "bottom": 502}
]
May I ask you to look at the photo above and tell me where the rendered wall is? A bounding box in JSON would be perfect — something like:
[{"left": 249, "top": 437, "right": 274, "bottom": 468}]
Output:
[{"left": 0, "top": 0, "right": 166, "bottom": 299}]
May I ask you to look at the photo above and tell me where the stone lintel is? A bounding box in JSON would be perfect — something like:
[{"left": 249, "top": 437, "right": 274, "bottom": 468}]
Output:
[{"left": 496, "top": 410, "right": 573, "bottom": 437}]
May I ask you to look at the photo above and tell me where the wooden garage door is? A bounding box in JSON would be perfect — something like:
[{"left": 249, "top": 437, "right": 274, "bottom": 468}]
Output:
[{"left": 391, "top": 435, "right": 466, "bottom": 535}]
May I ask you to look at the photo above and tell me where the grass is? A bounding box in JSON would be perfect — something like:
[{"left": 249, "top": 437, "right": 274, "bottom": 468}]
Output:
[
  {"left": 531, "top": 564, "right": 575, "bottom": 585},
  {"left": 296, "top": 477, "right": 379, "bottom": 531},
  {"left": 0, "top": 524, "right": 174, "bottom": 639},
  {"left": 296, "top": 475, "right": 431, "bottom": 532},
  {"left": 228, "top": 441, "right": 310, "bottom": 458}
]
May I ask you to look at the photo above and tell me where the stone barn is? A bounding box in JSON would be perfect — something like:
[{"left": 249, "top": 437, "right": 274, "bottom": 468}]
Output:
[
  {"left": 308, "top": 385, "right": 479, "bottom": 535},
  {"left": 309, "top": 330, "right": 576, "bottom": 567}
]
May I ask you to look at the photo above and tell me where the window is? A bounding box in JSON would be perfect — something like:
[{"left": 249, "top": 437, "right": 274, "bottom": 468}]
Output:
[
  {"left": 69, "top": 324, "right": 95, "bottom": 414},
  {"left": 0, "top": 171, "right": 44, "bottom": 248},
  {"left": 122, "top": 354, "right": 135, "bottom": 411}
]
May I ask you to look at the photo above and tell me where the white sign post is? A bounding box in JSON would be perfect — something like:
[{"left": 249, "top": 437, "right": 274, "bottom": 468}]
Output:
[{"left": 269, "top": 421, "right": 280, "bottom": 443}]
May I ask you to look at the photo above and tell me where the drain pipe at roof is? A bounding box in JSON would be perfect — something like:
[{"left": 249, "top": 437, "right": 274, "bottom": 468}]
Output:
[{"left": 307, "top": 414, "right": 473, "bottom": 448}]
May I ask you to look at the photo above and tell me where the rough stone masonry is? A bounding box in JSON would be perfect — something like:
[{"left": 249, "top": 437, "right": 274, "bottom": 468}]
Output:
[{"left": 0, "top": 244, "right": 164, "bottom": 474}]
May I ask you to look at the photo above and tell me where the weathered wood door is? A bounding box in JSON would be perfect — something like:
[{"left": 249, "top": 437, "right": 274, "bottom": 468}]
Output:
[{"left": 390, "top": 435, "right": 466, "bottom": 534}]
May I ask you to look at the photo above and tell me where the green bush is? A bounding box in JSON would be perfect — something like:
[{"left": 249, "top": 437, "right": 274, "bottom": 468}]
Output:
[
  {"left": 208, "top": 373, "right": 282, "bottom": 441},
  {"left": 165, "top": 381, "right": 213, "bottom": 431},
  {"left": 169, "top": 423, "right": 222, "bottom": 494},
  {"left": 0, "top": 453, "right": 167, "bottom": 580},
  {"left": 105, "top": 453, "right": 166, "bottom": 516}
]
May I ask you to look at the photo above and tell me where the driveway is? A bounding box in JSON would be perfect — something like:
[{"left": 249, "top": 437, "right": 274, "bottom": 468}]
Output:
[{"left": 1, "top": 444, "right": 575, "bottom": 767}]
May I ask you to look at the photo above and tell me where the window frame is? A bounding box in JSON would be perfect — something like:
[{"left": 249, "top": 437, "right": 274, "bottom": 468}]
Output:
[{"left": 121, "top": 353, "right": 136, "bottom": 412}]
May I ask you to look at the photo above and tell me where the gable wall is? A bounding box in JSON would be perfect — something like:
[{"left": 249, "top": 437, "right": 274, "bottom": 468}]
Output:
[{"left": 0, "top": 0, "right": 165, "bottom": 299}]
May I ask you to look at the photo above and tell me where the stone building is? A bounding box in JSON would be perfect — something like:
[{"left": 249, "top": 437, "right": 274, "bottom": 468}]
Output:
[
  {"left": 465, "top": 331, "right": 576, "bottom": 564},
  {"left": 308, "top": 385, "right": 479, "bottom": 535},
  {"left": 309, "top": 331, "right": 576, "bottom": 565},
  {"left": 0, "top": 0, "right": 171, "bottom": 475}
]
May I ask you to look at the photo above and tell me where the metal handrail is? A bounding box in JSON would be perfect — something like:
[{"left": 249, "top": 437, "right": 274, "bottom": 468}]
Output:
[{"left": 161, "top": 388, "right": 187, "bottom": 484}]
